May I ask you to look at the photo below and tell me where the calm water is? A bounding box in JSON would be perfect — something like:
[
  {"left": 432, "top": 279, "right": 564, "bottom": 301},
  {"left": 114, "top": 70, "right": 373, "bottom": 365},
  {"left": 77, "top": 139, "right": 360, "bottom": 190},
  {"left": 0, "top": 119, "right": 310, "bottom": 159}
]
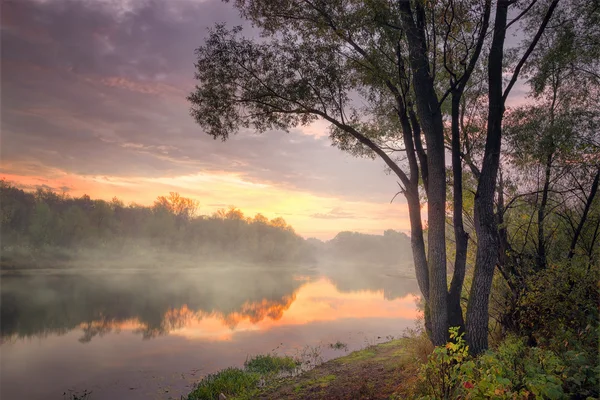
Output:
[{"left": 0, "top": 265, "right": 420, "bottom": 400}]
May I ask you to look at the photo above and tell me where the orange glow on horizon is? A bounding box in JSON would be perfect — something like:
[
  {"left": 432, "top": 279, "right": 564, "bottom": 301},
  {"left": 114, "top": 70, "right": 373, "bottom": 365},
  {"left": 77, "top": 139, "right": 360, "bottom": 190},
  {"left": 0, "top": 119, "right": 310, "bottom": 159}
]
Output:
[
  {"left": 74, "top": 278, "right": 422, "bottom": 342},
  {"left": 1, "top": 166, "right": 416, "bottom": 239}
]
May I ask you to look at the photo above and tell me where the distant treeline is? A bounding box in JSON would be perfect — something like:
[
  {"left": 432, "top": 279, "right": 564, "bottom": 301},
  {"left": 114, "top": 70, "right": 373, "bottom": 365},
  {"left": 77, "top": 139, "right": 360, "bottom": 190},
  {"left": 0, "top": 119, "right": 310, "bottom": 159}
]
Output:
[
  {"left": 0, "top": 181, "right": 311, "bottom": 264},
  {"left": 0, "top": 180, "right": 413, "bottom": 267},
  {"left": 312, "top": 230, "right": 412, "bottom": 267}
]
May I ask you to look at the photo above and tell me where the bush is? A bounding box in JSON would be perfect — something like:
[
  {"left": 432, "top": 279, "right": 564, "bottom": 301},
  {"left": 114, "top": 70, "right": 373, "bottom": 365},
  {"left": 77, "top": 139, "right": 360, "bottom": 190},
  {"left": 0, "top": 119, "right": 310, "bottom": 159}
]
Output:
[
  {"left": 419, "top": 329, "right": 566, "bottom": 399},
  {"left": 512, "top": 262, "right": 599, "bottom": 398}
]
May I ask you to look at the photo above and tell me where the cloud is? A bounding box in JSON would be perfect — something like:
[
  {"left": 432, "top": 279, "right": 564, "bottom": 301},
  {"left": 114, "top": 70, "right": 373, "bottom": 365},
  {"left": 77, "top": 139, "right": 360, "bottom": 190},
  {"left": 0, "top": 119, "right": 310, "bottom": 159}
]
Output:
[
  {"left": 311, "top": 207, "right": 357, "bottom": 220},
  {"left": 0, "top": 0, "right": 414, "bottom": 238}
]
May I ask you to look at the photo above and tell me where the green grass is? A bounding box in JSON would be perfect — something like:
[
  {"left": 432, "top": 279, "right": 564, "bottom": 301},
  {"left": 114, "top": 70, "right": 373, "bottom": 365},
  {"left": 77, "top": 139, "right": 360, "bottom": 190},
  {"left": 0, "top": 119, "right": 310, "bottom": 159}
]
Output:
[
  {"left": 186, "top": 368, "right": 260, "bottom": 400},
  {"left": 244, "top": 354, "right": 300, "bottom": 374},
  {"left": 293, "top": 374, "right": 337, "bottom": 394},
  {"left": 335, "top": 347, "right": 377, "bottom": 364},
  {"left": 187, "top": 354, "right": 301, "bottom": 400}
]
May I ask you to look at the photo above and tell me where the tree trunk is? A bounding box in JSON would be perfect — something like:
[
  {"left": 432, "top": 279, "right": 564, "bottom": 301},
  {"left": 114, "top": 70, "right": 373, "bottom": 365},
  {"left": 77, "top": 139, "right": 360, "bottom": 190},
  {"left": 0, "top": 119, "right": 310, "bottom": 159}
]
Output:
[
  {"left": 448, "top": 93, "right": 468, "bottom": 332},
  {"left": 466, "top": 0, "right": 509, "bottom": 356},
  {"left": 406, "top": 188, "right": 431, "bottom": 333},
  {"left": 537, "top": 152, "right": 553, "bottom": 270},
  {"left": 399, "top": 1, "right": 448, "bottom": 346},
  {"left": 568, "top": 167, "right": 600, "bottom": 260},
  {"left": 397, "top": 94, "right": 432, "bottom": 335}
]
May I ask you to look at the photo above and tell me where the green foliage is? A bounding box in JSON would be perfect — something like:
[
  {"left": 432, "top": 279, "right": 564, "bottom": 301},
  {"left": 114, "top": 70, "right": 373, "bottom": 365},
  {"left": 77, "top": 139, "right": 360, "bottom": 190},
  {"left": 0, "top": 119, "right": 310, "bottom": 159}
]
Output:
[
  {"left": 420, "top": 327, "right": 471, "bottom": 400},
  {"left": 470, "top": 337, "right": 565, "bottom": 399},
  {"left": 419, "top": 329, "right": 567, "bottom": 399},
  {"left": 186, "top": 367, "right": 260, "bottom": 400},
  {"left": 244, "top": 354, "right": 300, "bottom": 374},
  {"left": 512, "top": 261, "right": 600, "bottom": 398}
]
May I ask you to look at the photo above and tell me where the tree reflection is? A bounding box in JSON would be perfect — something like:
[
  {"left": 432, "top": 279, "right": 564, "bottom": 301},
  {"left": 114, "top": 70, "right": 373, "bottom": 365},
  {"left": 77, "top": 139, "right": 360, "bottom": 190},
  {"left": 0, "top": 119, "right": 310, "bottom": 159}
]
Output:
[
  {"left": 0, "top": 268, "right": 307, "bottom": 342},
  {"left": 1, "top": 264, "right": 420, "bottom": 343}
]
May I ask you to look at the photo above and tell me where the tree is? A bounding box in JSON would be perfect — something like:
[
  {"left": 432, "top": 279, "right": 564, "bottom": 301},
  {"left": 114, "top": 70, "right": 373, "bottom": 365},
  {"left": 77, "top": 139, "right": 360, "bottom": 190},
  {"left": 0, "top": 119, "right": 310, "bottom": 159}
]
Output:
[
  {"left": 188, "top": 0, "right": 565, "bottom": 352},
  {"left": 153, "top": 192, "right": 199, "bottom": 225}
]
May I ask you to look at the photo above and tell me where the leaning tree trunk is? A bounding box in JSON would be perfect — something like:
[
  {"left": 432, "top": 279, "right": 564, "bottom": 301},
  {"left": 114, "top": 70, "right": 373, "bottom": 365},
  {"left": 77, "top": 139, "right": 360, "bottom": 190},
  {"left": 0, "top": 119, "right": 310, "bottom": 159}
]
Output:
[
  {"left": 406, "top": 188, "right": 432, "bottom": 333},
  {"left": 397, "top": 92, "right": 432, "bottom": 336}
]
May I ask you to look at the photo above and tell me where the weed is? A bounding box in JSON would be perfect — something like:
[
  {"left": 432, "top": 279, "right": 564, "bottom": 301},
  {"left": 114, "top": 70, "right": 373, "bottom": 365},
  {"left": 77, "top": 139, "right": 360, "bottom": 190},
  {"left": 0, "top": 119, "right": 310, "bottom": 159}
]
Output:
[
  {"left": 187, "top": 354, "right": 302, "bottom": 400},
  {"left": 296, "top": 344, "right": 323, "bottom": 369},
  {"left": 328, "top": 341, "right": 348, "bottom": 351}
]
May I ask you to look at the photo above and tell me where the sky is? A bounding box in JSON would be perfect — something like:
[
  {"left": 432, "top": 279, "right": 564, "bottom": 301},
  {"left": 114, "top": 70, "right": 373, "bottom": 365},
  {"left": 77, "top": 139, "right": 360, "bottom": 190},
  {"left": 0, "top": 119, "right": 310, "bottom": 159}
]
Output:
[{"left": 0, "top": 0, "right": 419, "bottom": 239}]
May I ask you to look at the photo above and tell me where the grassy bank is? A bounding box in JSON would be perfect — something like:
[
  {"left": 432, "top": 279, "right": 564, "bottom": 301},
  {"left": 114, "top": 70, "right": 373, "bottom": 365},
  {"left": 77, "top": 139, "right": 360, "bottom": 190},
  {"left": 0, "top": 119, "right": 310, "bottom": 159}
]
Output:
[
  {"left": 186, "top": 334, "right": 433, "bottom": 400},
  {"left": 186, "top": 324, "right": 600, "bottom": 400}
]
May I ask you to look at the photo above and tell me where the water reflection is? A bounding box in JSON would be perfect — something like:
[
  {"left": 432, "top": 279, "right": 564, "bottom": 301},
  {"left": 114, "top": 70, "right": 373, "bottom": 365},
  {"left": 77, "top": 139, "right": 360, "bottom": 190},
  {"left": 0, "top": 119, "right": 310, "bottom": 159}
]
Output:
[
  {"left": 1, "top": 268, "right": 306, "bottom": 341},
  {"left": 1, "top": 267, "right": 419, "bottom": 343},
  {"left": 1, "top": 267, "right": 421, "bottom": 400}
]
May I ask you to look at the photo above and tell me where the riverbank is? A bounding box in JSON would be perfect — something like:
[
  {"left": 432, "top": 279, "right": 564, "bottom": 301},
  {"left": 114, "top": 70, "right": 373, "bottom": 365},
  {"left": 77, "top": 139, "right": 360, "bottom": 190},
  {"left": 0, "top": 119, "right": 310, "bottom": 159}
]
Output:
[{"left": 186, "top": 333, "right": 433, "bottom": 400}]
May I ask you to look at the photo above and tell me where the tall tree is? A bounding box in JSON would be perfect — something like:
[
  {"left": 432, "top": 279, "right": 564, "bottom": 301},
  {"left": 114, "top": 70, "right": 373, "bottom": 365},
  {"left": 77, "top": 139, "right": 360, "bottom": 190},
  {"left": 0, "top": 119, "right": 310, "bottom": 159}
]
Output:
[{"left": 188, "top": 0, "right": 563, "bottom": 351}]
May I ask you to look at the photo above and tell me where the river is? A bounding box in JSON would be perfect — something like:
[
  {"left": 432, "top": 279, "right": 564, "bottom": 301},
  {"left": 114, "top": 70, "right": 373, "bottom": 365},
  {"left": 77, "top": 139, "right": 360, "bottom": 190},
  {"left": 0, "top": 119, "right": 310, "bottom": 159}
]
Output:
[{"left": 1, "top": 265, "right": 420, "bottom": 399}]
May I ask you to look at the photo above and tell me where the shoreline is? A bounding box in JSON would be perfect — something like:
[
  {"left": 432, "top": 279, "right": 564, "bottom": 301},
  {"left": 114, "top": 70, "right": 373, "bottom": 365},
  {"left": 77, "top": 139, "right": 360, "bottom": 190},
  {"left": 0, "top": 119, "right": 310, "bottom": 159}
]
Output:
[{"left": 186, "top": 335, "right": 430, "bottom": 400}]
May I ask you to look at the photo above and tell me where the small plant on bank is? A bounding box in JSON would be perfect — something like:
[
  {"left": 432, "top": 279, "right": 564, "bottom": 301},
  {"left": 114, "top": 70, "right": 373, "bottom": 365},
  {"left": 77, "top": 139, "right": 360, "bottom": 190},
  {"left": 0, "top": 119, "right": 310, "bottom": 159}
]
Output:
[
  {"left": 244, "top": 354, "right": 300, "bottom": 375},
  {"left": 328, "top": 341, "right": 349, "bottom": 351},
  {"left": 187, "top": 367, "right": 260, "bottom": 400},
  {"left": 187, "top": 354, "right": 301, "bottom": 400},
  {"left": 419, "top": 327, "right": 472, "bottom": 400},
  {"left": 62, "top": 389, "right": 92, "bottom": 400}
]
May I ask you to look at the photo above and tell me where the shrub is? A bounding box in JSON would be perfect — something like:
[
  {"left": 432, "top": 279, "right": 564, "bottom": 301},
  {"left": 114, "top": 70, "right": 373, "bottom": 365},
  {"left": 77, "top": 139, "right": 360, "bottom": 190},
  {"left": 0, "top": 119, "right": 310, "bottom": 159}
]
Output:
[
  {"left": 512, "top": 261, "right": 599, "bottom": 398},
  {"left": 419, "top": 329, "right": 566, "bottom": 399}
]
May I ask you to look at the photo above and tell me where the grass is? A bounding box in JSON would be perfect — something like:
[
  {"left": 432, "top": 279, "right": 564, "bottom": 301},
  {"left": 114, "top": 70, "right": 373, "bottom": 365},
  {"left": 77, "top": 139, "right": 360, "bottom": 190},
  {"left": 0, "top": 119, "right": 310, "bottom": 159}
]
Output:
[
  {"left": 186, "top": 329, "right": 434, "bottom": 400},
  {"left": 186, "top": 354, "right": 301, "bottom": 400},
  {"left": 244, "top": 354, "right": 300, "bottom": 374},
  {"left": 186, "top": 367, "right": 260, "bottom": 400},
  {"left": 335, "top": 346, "right": 377, "bottom": 364},
  {"left": 185, "top": 326, "right": 435, "bottom": 400}
]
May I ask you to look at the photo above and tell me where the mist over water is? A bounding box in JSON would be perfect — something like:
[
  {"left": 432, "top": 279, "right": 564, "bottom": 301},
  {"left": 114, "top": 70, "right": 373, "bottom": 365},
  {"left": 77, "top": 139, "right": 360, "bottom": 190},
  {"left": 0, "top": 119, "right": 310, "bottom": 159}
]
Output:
[
  {"left": 1, "top": 182, "right": 420, "bottom": 400},
  {"left": 1, "top": 261, "right": 420, "bottom": 400}
]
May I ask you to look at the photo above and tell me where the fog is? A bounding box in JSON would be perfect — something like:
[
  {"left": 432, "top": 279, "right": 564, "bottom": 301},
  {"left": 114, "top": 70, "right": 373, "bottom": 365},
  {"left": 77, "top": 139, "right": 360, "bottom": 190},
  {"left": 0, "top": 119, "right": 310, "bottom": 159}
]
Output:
[{"left": 1, "top": 182, "right": 421, "bottom": 399}]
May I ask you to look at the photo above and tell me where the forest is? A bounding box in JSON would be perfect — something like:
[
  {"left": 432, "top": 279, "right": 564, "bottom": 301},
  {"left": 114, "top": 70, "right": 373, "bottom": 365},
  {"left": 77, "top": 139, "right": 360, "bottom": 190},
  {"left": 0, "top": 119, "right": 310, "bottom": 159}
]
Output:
[
  {"left": 0, "top": 180, "right": 414, "bottom": 269},
  {"left": 0, "top": 181, "right": 312, "bottom": 265},
  {"left": 184, "top": 0, "right": 600, "bottom": 397}
]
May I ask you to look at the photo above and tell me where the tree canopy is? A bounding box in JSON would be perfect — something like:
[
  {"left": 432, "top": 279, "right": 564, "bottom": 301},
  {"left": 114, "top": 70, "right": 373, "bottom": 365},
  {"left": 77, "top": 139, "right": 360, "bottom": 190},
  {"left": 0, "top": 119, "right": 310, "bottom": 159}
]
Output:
[{"left": 189, "top": 0, "right": 599, "bottom": 354}]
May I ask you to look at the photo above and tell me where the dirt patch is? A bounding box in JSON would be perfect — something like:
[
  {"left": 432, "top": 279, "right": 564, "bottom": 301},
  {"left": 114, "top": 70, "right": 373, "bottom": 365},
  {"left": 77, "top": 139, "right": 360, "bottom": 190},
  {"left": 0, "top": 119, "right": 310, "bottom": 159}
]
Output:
[{"left": 254, "top": 339, "right": 422, "bottom": 399}]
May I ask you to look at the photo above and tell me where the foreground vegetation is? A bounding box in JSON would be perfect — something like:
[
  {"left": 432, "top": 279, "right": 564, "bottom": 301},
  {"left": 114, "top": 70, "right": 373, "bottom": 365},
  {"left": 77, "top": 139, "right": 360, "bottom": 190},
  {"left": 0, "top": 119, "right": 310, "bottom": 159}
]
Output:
[
  {"left": 187, "top": 318, "right": 599, "bottom": 399},
  {"left": 182, "top": 1, "right": 600, "bottom": 396}
]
